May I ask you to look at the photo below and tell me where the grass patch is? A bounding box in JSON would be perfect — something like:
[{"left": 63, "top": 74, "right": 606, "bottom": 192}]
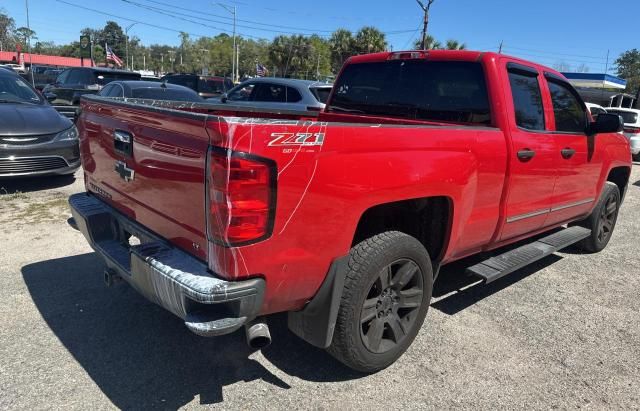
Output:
[{"left": 0, "top": 188, "right": 28, "bottom": 201}]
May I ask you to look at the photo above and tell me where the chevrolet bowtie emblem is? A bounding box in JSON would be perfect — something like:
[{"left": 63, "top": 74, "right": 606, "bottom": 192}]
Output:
[{"left": 115, "top": 160, "right": 135, "bottom": 182}]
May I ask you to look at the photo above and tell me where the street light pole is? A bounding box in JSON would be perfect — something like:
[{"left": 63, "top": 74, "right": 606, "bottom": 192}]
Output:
[
  {"left": 217, "top": 3, "right": 237, "bottom": 83},
  {"left": 125, "top": 22, "right": 138, "bottom": 70}
]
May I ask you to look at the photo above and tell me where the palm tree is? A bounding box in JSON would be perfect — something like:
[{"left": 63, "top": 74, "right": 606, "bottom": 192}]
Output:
[
  {"left": 354, "top": 26, "right": 387, "bottom": 54},
  {"left": 329, "top": 29, "right": 355, "bottom": 73},
  {"left": 445, "top": 39, "right": 466, "bottom": 50},
  {"left": 413, "top": 35, "right": 441, "bottom": 50}
]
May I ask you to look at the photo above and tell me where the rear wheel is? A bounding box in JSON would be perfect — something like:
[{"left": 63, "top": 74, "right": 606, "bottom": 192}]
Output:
[
  {"left": 633, "top": 153, "right": 640, "bottom": 162},
  {"left": 328, "top": 231, "right": 433, "bottom": 372},
  {"left": 574, "top": 182, "right": 620, "bottom": 253}
]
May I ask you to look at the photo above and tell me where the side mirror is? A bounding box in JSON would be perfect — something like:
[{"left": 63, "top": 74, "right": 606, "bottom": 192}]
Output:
[
  {"left": 44, "top": 92, "right": 57, "bottom": 103},
  {"left": 220, "top": 93, "right": 228, "bottom": 103},
  {"left": 588, "top": 113, "right": 623, "bottom": 135}
]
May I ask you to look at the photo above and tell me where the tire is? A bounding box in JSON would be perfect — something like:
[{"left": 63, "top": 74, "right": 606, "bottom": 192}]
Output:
[
  {"left": 633, "top": 153, "right": 640, "bottom": 162},
  {"left": 327, "top": 231, "right": 433, "bottom": 373},
  {"left": 574, "top": 182, "right": 621, "bottom": 253}
]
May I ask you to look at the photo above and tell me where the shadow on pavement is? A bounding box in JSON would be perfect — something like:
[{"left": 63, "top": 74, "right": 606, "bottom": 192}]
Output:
[
  {"left": 431, "top": 254, "right": 562, "bottom": 315},
  {"left": 21, "top": 253, "right": 361, "bottom": 408},
  {"left": 0, "top": 174, "right": 76, "bottom": 194}
]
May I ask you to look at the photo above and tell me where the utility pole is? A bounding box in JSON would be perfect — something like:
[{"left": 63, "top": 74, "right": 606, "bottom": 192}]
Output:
[
  {"left": 161, "top": 53, "right": 164, "bottom": 74},
  {"left": 168, "top": 50, "right": 175, "bottom": 73},
  {"left": 416, "top": 0, "right": 435, "bottom": 50},
  {"left": 200, "top": 48, "right": 208, "bottom": 75},
  {"left": 217, "top": 3, "right": 237, "bottom": 82},
  {"left": 25, "top": 0, "right": 35, "bottom": 86}
]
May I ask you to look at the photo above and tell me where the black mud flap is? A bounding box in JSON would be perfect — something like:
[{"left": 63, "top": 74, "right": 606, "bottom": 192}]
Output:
[{"left": 287, "top": 255, "right": 350, "bottom": 348}]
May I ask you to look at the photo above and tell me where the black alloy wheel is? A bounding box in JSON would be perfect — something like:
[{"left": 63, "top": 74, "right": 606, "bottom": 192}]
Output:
[{"left": 360, "top": 258, "right": 424, "bottom": 354}]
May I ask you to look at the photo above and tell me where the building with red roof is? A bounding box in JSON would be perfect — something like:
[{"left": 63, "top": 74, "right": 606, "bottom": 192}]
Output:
[{"left": 0, "top": 51, "right": 94, "bottom": 68}]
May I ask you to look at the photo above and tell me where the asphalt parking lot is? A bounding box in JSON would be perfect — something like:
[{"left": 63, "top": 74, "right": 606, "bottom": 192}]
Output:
[{"left": 1, "top": 167, "right": 639, "bottom": 410}]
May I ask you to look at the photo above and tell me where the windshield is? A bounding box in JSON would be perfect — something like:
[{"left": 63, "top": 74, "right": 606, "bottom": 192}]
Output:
[
  {"left": 607, "top": 110, "right": 638, "bottom": 124},
  {"left": 0, "top": 74, "right": 42, "bottom": 104},
  {"left": 131, "top": 88, "right": 201, "bottom": 102},
  {"left": 96, "top": 72, "right": 141, "bottom": 85},
  {"left": 311, "top": 86, "right": 332, "bottom": 104},
  {"left": 327, "top": 60, "right": 491, "bottom": 125}
]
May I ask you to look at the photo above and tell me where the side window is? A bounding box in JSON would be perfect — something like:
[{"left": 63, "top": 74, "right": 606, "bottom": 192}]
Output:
[
  {"left": 56, "top": 69, "right": 70, "bottom": 85},
  {"left": 227, "top": 83, "right": 255, "bottom": 101},
  {"left": 108, "top": 84, "right": 124, "bottom": 97},
  {"left": 100, "top": 84, "right": 113, "bottom": 96},
  {"left": 508, "top": 68, "right": 545, "bottom": 131},
  {"left": 547, "top": 80, "right": 586, "bottom": 133},
  {"left": 286, "top": 86, "right": 302, "bottom": 103},
  {"left": 66, "top": 69, "right": 82, "bottom": 84},
  {"left": 254, "top": 83, "right": 286, "bottom": 102}
]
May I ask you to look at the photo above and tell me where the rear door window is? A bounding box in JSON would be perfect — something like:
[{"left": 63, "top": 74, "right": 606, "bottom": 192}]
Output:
[
  {"left": 254, "top": 83, "right": 287, "bottom": 102},
  {"left": 328, "top": 60, "right": 491, "bottom": 124},
  {"left": 547, "top": 80, "right": 586, "bottom": 133},
  {"left": 507, "top": 68, "right": 545, "bottom": 131},
  {"left": 286, "top": 86, "right": 302, "bottom": 103}
]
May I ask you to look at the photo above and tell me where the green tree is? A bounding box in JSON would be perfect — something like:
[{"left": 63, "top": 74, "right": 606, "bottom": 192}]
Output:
[
  {"left": 615, "top": 49, "right": 640, "bottom": 93},
  {"left": 0, "top": 10, "right": 17, "bottom": 51},
  {"left": 13, "top": 26, "right": 36, "bottom": 47},
  {"left": 354, "top": 26, "right": 387, "bottom": 54},
  {"left": 329, "top": 29, "right": 355, "bottom": 73},
  {"left": 413, "top": 35, "right": 441, "bottom": 50},
  {"left": 444, "top": 39, "right": 466, "bottom": 50}
]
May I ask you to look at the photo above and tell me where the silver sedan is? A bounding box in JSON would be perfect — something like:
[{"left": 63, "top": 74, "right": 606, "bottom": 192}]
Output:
[{"left": 209, "top": 78, "right": 332, "bottom": 112}]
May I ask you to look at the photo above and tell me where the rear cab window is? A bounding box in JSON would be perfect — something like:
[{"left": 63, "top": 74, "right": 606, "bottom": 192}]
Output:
[
  {"left": 95, "top": 71, "right": 140, "bottom": 86},
  {"left": 326, "top": 59, "right": 491, "bottom": 125},
  {"left": 198, "top": 78, "right": 226, "bottom": 95}
]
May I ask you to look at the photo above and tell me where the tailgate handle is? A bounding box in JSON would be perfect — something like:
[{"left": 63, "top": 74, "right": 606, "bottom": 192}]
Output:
[{"left": 114, "top": 130, "right": 133, "bottom": 157}]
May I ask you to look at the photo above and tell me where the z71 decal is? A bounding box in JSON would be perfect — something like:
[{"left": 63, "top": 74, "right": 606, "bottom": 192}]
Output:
[{"left": 268, "top": 132, "right": 325, "bottom": 147}]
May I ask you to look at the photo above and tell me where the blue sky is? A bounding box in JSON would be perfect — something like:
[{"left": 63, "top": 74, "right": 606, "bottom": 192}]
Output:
[{"left": 2, "top": 0, "right": 638, "bottom": 73}]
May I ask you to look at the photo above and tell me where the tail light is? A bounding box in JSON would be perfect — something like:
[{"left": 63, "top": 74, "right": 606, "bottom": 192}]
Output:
[
  {"left": 388, "top": 51, "right": 429, "bottom": 60},
  {"left": 623, "top": 127, "right": 640, "bottom": 135},
  {"left": 207, "top": 148, "right": 276, "bottom": 247}
]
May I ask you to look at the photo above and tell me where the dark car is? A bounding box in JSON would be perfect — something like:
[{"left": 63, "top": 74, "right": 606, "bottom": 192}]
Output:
[
  {"left": 0, "top": 68, "right": 79, "bottom": 178},
  {"left": 42, "top": 67, "right": 141, "bottom": 116},
  {"left": 160, "top": 74, "right": 233, "bottom": 98},
  {"left": 98, "top": 80, "right": 203, "bottom": 101}
]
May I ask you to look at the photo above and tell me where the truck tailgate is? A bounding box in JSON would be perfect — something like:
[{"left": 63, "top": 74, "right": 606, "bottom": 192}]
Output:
[{"left": 78, "top": 98, "right": 210, "bottom": 261}]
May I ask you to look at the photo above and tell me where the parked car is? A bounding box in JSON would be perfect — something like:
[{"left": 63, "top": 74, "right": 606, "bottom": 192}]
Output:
[
  {"left": 606, "top": 107, "right": 640, "bottom": 160},
  {"left": 27, "top": 65, "right": 63, "bottom": 91},
  {"left": 212, "top": 77, "right": 333, "bottom": 112},
  {"left": 0, "top": 67, "right": 79, "bottom": 178},
  {"left": 585, "top": 102, "right": 607, "bottom": 119},
  {"left": 161, "top": 74, "right": 233, "bottom": 98},
  {"left": 42, "top": 67, "right": 141, "bottom": 117},
  {"left": 98, "top": 80, "right": 203, "bottom": 102},
  {"left": 70, "top": 50, "right": 629, "bottom": 373}
]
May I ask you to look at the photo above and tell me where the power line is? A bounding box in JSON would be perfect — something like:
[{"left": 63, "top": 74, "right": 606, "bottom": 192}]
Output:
[
  {"left": 54, "top": 0, "right": 225, "bottom": 40},
  {"left": 129, "top": 0, "right": 415, "bottom": 37}
]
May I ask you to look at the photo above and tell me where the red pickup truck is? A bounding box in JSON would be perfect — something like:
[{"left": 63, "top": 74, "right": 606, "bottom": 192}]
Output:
[{"left": 69, "top": 50, "right": 631, "bottom": 372}]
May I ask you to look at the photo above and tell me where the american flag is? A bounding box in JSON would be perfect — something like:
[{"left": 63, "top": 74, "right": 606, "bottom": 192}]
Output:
[
  {"left": 256, "top": 63, "right": 267, "bottom": 77},
  {"left": 105, "top": 43, "right": 123, "bottom": 67}
]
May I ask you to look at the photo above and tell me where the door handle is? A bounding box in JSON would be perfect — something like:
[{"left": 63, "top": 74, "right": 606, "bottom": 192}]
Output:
[
  {"left": 517, "top": 149, "right": 535, "bottom": 161},
  {"left": 113, "top": 130, "right": 133, "bottom": 157},
  {"left": 561, "top": 148, "right": 576, "bottom": 159}
]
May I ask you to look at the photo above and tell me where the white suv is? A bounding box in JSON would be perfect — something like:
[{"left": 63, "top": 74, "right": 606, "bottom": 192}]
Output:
[{"left": 606, "top": 107, "right": 640, "bottom": 161}]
